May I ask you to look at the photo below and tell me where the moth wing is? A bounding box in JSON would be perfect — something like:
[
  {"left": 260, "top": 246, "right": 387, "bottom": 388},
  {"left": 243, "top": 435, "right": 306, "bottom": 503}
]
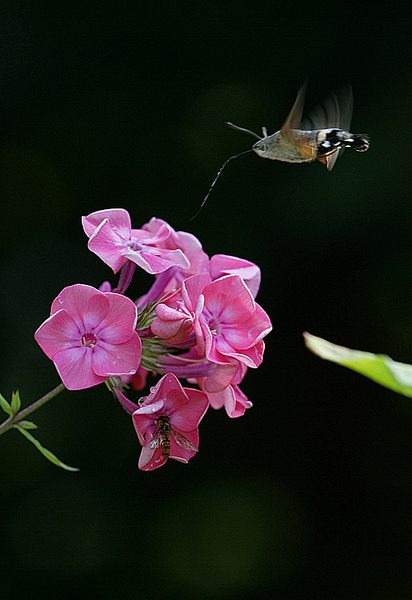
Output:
[
  {"left": 301, "top": 85, "right": 353, "bottom": 130},
  {"left": 302, "top": 85, "right": 353, "bottom": 171},
  {"left": 280, "top": 81, "right": 308, "bottom": 136},
  {"left": 317, "top": 150, "right": 340, "bottom": 171}
]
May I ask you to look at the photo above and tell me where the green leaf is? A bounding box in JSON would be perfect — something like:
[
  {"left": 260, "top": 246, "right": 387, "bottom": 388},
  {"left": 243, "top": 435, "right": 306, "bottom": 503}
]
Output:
[
  {"left": 0, "top": 393, "right": 12, "bottom": 416},
  {"left": 14, "top": 426, "right": 79, "bottom": 472},
  {"left": 17, "top": 420, "right": 38, "bottom": 430},
  {"left": 304, "top": 332, "right": 412, "bottom": 398},
  {"left": 11, "top": 390, "right": 21, "bottom": 414}
]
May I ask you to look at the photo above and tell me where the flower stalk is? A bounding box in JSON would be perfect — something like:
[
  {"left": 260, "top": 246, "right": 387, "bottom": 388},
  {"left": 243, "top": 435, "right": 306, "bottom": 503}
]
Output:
[{"left": 0, "top": 383, "right": 65, "bottom": 436}]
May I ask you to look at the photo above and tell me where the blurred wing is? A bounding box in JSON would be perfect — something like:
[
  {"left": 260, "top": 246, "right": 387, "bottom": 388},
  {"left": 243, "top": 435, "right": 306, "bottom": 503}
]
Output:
[
  {"left": 173, "top": 430, "right": 198, "bottom": 452},
  {"left": 301, "top": 84, "right": 353, "bottom": 130},
  {"left": 281, "top": 81, "right": 308, "bottom": 134},
  {"left": 323, "top": 150, "right": 340, "bottom": 171},
  {"left": 149, "top": 433, "right": 162, "bottom": 449},
  {"left": 302, "top": 85, "right": 353, "bottom": 171}
]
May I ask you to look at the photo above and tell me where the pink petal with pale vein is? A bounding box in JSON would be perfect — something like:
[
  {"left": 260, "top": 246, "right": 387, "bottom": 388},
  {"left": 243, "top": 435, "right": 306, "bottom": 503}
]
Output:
[
  {"left": 169, "top": 388, "right": 208, "bottom": 432},
  {"left": 172, "top": 230, "right": 209, "bottom": 273},
  {"left": 222, "top": 304, "right": 272, "bottom": 348},
  {"left": 139, "top": 217, "right": 171, "bottom": 243},
  {"left": 96, "top": 293, "right": 137, "bottom": 343},
  {"left": 34, "top": 309, "right": 81, "bottom": 360},
  {"left": 133, "top": 398, "right": 165, "bottom": 417},
  {"left": 203, "top": 362, "right": 239, "bottom": 393},
  {"left": 54, "top": 346, "right": 106, "bottom": 390},
  {"left": 204, "top": 275, "right": 255, "bottom": 324},
  {"left": 50, "top": 284, "right": 108, "bottom": 331},
  {"left": 138, "top": 444, "right": 167, "bottom": 471},
  {"left": 132, "top": 399, "right": 165, "bottom": 444},
  {"left": 215, "top": 339, "right": 266, "bottom": 368},
  {"left": 207, "top": 384, "right": 252, "bottom": 418},
  {"left": 210, "top": 254, "right": 261, "bottom": 298},
  {"left": 91, "top": 333, "right": 141, "bottom": 377},
  {"left": 140, "top": 248, "right": 189, "bottom": 271},
  {"left": 87, "top": 219, "right": 129, "bottom": 273},
  {"left": 82, "top": 208, "right": 132, "bottom": 238},
  {"left": 151, "top": 304, "right": 193, "bottom": 342},
  {"left": 182, "top": 273, "right": 211, "bottom": 311},
  {"left": 124, "top": 248, "right": 188, "bottom": 274}
]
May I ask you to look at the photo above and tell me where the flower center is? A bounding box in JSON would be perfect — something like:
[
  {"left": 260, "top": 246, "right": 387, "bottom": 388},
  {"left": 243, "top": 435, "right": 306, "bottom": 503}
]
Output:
[
  {"left": 208, "top": 318, "right": 220, "bottom": 336},
  {"left": 128, "top": 240, "right": 143, "bottom": 251},
  {"left": 82, "top": 332, "right": 97, "bottom": 348}
]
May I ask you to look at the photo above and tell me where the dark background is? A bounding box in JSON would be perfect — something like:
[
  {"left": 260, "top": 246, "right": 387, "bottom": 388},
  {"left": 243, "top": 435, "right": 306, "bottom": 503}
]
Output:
[{"left": 1, "top": 3, "right": 412, "bottom": 599}]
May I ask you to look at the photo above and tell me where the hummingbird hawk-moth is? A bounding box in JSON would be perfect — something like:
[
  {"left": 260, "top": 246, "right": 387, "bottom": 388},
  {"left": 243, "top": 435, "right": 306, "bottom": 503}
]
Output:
[{"left": 192, "top": 83, "right": 370, "bottom": 219}]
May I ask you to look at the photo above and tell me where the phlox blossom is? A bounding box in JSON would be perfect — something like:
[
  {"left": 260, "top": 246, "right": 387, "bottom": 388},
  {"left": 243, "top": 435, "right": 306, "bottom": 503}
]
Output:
[
  {"left": 209, "top": 254, "right": 261, "bottom": 298},
  {"left": 82, "top": 209, "right": 190, "bottom": 275},
  {"left": 198, "top": 363, "right": 252, "bottom": 418},
  {"left": 132, "top": 373, "right": 208, "bottom": 471},
  {"left": 35, "top": 284, "right": 141, "bottom": 390},
  {"left": 152, "top": 273, "right": 272, "bottom": 368}
]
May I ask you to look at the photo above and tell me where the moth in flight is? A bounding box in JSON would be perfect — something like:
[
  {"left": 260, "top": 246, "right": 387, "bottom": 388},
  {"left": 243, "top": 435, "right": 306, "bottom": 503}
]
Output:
[{"left": 192, "top": 83, "right": 370, "bottom": 219}]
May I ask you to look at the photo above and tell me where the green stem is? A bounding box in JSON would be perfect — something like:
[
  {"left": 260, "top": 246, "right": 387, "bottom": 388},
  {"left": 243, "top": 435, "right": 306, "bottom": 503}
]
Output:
[{"left": 0, "top": 383, "right": 66, "bottom": 436}]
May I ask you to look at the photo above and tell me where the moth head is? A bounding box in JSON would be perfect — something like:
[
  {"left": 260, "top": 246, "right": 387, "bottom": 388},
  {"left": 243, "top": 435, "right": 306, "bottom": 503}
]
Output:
[{"left": 252, "top": 140, "right": 269, "bottom": 157}]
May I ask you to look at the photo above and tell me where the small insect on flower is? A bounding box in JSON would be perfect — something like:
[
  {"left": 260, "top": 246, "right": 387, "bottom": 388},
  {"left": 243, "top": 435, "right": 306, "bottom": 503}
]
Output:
[
  {"left": 132, "top": 373, "right": 208, "bottom": 471},
  {"left": 192, "top": 83, "right": 370, "bottom": 219},
  {"left": 150, "top": 414, "right": 198, "bottom": 460}
]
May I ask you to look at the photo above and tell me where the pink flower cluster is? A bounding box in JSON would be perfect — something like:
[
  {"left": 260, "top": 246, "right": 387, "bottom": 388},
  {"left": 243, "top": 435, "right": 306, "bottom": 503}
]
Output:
[{"left": 35, "top": 209, "right": 272, "bottom": 471}]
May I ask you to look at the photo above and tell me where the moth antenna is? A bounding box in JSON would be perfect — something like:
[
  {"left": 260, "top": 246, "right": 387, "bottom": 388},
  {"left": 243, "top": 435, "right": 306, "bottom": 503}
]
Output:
[
  {"left": 225, "top": 121, "right": 262, "bottom": 140},
  {"left": 189, "top": 148, "right": 253, "bottom": 221}
]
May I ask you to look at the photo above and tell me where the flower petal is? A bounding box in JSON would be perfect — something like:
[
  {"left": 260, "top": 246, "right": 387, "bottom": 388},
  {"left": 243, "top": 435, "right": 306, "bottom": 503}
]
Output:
[
  {"left": 35, "top": 309, "right": 80, "bottom": 360},
  {"left": 203, "top": 362, "right": 239, "bottom": 393},
  {"left": 215, "top": 339, "right": 266, "bottom": 368},
  {"left": 210, "top": 254, "right": 261, "bottom": 298},
  {"left": 96, "top": 293, "right": 137, "bottom": 343},
  {"left": 82, "top": 208, "right": 132, "bottom": 238},
  {"left": 91, "top": 333, "right": 141, "bottom": 377},
  {"left": 138, "top": 444, "right": 167, "bottom": 471},
  {"left": 50, "top": 284, "right": 109, "bottom": 332},
  {"left": 87, "top": 219, "right": 129, "bottom": 273},
  {"left": 132, "top": 400, "right": 164, "bottom": 444},
  {"left": 126, "top": 248, "right": 189, "bottom": 274},
  {"left": 170, "top": 428, "right": 199, "bottom": 462},
  {"left": 222, "top": 304, "right": 272, "bottom": 348},
  {"left": 169, "top": 388, "right": 208, "bottom": 432},
  {"left": 53, "top": 346, "right": 106, "bottom": 390},
  {"left": 182, "top": 273, "right": 211, "bottom": 312},
  {"left": 137, "top": 218, "right": 172, "bottom": 244},
  {"left": 204, "top": 275, "right": 255, "bottom": 325},
  {"left": 207, "top": 384, "right": 252, "bottom": 418}
]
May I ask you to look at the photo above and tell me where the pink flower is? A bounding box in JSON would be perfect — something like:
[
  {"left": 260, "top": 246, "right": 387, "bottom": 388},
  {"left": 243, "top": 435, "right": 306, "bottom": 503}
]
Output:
[
  {"left": 197, "top": 274, "right": 271, "bottom": 367},
  {"left": 135, "top": 221, "right": 209, "bottom": 308},
  {"left": 152, "top": 273, "right": 272, "bottom": 368},
  {"left": 132, "top": 373, "right": 208, "bottom": 471},
  {"left": 82, "top": 209, "right": 190, "bottom": 275},
  {"left": 210, "top": 254, "right": 261, "bottom": 298},
  {"left": 199, "top": 363, "right": 252, "bottom": 418},
  {"left": 150, "top": 296, "right": 195, "bottom": 345},
  {"left": 207, "top": 384, "right": 252, "bottom": 418},
  {"left": 145, "top": 218, "right": 209, "bottom": 279},
  {"left": 35, "top": 284, "right": 142, "bottom": 390}
]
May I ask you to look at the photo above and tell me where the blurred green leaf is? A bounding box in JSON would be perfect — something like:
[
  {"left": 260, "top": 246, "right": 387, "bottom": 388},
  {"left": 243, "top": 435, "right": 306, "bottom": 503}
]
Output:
[
  {"left": 14, "top": 425, "right": 79, "bottom": 472},
  {"left": 0, "top": 393, "right": 12, "bottom": 416},
  {"left": 304, "top": 332, "right": 412, "bottom": 398},
  {"left": 17, "top": 420, "right": 38, "bottom": 430},
  {"left": 11, "top": 390, "right": 21, "bottom": 414}
]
